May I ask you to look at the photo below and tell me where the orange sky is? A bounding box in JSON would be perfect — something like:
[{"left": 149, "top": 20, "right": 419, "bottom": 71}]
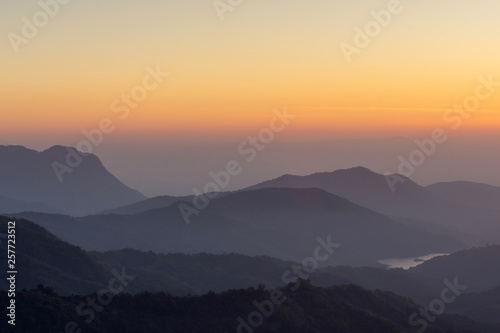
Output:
[{"left": 1, "top": 0, "right": 499, "bottom": 145}]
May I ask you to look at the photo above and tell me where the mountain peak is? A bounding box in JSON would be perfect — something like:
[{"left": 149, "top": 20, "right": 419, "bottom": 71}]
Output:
[
  {"left": 42, "top": 145, "right": 94, "bottom": 158},
  {"left": 331, "top": 166, "right": 380, "bottom": 178},
  {"left": 43, "top": 145, "right": 74, "bottom": 154},
  {"left": 0, "top": 144, "right": 146, "bottom": 216}
]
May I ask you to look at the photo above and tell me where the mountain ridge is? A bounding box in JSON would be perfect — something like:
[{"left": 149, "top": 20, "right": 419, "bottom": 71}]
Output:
[{"left": 0, "top": 145, "right": 146, "bottom": 216}]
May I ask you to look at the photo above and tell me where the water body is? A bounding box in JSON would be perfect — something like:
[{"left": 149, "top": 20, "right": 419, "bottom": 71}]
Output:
[{"left": 378, "top": 253, "right": 449, "bottom": 270}]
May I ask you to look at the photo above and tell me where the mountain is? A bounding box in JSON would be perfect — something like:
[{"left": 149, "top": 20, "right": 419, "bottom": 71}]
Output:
[
  {"left": 0, "top": 215, "right": 295, "bottom": 295},
  {"left": 0, "top": 145, "right": 146, "bottom": 215},
  {"left": 246, "top": 167, "right": 500, "bottom": 245},
  {"left": 245, "top": 167, "right": 431, "bottom": 211},
  {"left": 100, "top": 194, "right": 194, "bottom": 215},
  {"left": 0, "top": 216, "right": 109, "bottom": 295},
  {"left": 0, "top": 193, "right": 60, "bottom": 214},
  {"left": 4, "top": 213, "right": 500, "bottom": 326},
  {"left": 0, "top": 215, "right": 445, "bottom": 299},
  {"left": 427, "top": 181, "right": 500, "bottom": 212},
  {"left": 410, "top": 245, "right": 500, "bottom": 293},
  {"left": 447, "top": 285, "right": 500, "bottom": 325},
  {"left": 101, "top": 192, "right": 234, "bottom": 215},
  {"left": 2, "top": 282, "right": 496, "bottom": 333},
  {"left": 15, "top": 187, "right": 464, "bottom": 267}
]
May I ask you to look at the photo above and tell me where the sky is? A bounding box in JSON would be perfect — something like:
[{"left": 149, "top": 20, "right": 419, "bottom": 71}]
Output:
[{"left": 0, "top": 0, "right": 499, "bottom": 195}]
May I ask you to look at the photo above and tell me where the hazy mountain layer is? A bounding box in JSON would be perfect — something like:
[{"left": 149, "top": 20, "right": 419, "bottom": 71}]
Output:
[{"left": 0, "top": 145, "right": 146, "bottom": 216}]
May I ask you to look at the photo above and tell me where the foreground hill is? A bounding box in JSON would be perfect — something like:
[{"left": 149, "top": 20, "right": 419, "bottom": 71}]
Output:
[
  {"left": 0, "top": 145, "right": 146, "bottom": 215},
  {"left": 15, "top": 187, "right": 464, "bottom": 266},
  {"left": 1, "top": 282, "right": 495, "bottom": 333},
  {"left": 0, "top": 217, "right": 108, "bottom": 294}
]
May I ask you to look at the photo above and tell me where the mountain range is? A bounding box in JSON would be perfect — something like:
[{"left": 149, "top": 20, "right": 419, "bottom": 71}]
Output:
[
  {"left": 12, "top": 186, "right": 464, "bottom": 267},
  {"left": 245, "top": 167, "right": 500, "bottom": 245},
  {"left": 2, "top": 144, "right": 500, "bottom": 332},
  {"left": 2, "top": 215, "right": 500, "bottom": 333},
  {"left": 1, "top": 215, "right": 498, "bottom": 301}
]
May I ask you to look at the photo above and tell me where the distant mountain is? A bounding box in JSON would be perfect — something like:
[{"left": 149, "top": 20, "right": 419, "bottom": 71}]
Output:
[
  {"left": 0, "top": 194, "right": 60, "bottom": 214},
  {"left": 427, "top": 181, "right": 500, "bottom": 212},
  {"left": 245, "top": 167, "right": 429, "bottom": 211},
  {"left": 246, "top": 167, "right": 500, "bottom": 245},
  {"left": 2, "top": 283, "right": 495, "bottom": 333},
  {"left": 101, "top": 192, "right": 234, "bottom": 215},
  {"left": 0, "top": 145, "right": 146, "bottom": 215},
  {"left": 100, "top": 194, "right": 194, "bottom": 215},
  {"left": 15, "top": 187, "right": 464, "bottom": 267},
  {"left": 410, "top": 245, "right": 500, "bottom": 293}
]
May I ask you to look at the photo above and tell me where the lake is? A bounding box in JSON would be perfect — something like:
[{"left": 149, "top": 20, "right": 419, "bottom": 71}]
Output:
[{"left": 378, "top": 253, "right": 449, "bottom": 270}]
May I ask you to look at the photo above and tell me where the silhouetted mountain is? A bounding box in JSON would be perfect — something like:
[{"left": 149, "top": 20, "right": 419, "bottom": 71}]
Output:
[
  {"left": 93, "top": 249, "right": 454, "bottom": 303},
  {"left": 2, "top": 282, "right": 496, "bottom": 333},
  {"left": 410, "top": 245, "right": 500, "bottom": 293},
  {"left": 246, "top": 167, "right": 428, "bottom": 209},
  {"left": 0, "top": 217, "right": 108, "bottom": 294},
  {"left": 100, "top": 194, "right": 194, "bottom": 215},
  {"left": 427, "top": 181, "right": 500, "bottom": 212},
  {"left": 0, "top": 194, "right": 60, "bottom": 214},
  {"left": 246, "top": 167, "right": 500, "bottom": 245},
  {"left": 15, "top": 187, "right": 464, "bottom": 267},
  {"left": 0, "top": 145, "right": 146, "bottom": 215},
  {"left": 101, "top": 192, "right": 234, "bottom": 215}
]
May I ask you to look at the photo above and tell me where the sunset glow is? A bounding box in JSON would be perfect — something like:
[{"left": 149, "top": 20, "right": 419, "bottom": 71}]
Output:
[{"left": 1, "top": 0, "right": 499, "bottom": 144}]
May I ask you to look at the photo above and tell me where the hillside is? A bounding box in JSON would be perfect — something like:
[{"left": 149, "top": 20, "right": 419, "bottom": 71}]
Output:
[
  {"left": 1, "top": 282, "right": 495, "bottom": 333},
  {"left": 0, "top": 217, "right": 109, "bottom": 294}
]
